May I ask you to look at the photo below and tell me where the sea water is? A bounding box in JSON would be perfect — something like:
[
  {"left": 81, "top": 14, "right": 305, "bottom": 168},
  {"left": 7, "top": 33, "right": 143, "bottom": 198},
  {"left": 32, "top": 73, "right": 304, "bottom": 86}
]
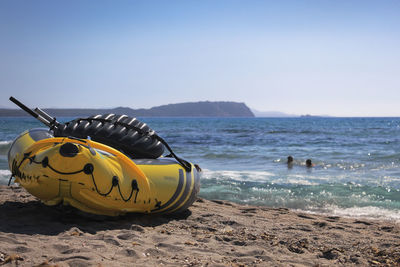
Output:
[{"left": 1, "top": 117, "right": 399, "bottom": 221}]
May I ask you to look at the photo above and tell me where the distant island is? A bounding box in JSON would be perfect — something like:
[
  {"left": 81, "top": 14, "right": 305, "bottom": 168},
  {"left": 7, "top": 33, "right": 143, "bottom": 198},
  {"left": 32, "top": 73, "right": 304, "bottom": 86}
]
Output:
[
  {"left": 251, "top": 109, "right": 297, "bottom": 117},
  {"left": 0, "top": 101, "right": 255, "bottom": 118},
  {"left": 251, "top": 109, "right": 331, "bottom": 118}
]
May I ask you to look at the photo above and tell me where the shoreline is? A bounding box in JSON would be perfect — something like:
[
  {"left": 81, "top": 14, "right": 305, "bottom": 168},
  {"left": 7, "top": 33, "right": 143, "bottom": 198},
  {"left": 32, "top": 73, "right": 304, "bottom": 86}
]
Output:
[{"left": 1, "top": 185, "right": 400, "bottom": 266}]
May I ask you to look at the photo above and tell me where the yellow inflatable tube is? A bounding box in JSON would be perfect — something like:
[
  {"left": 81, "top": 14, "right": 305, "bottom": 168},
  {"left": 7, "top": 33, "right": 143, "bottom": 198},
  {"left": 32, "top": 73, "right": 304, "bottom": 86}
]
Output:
[{"left": 8, "top": 129, "right": 201, "bottom": 216}]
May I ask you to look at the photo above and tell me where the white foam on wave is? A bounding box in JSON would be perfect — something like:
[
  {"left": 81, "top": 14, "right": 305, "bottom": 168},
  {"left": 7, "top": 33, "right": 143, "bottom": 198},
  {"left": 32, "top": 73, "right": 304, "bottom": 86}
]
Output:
[
  {"left": 284, "top": 179, "right": 319, "bottom": 186},
  {"left": 0, "top": 169, "right": 11, "bottom": 176},
  {"left": 274, "top": 174, "right": 334, "bottom": 186},
  {"left": 202, "top": 169, "right": 325, "bottom": 186},
  {"left": 381, "top": 176, "right": 400, "bottom": 183},
  {"left": 0, "top": 140, "right": 12, "bottom": 145},
  {"left": 0, "top": 169, "right": 11, "bottom": 185},
  {"left": 0, "top": 140, "right": 11, "bottom": 145},
  {"left": 202, "top": 169, "right": 274, "bottom": 182},
  {"left": 299, "top": 205, "right": 400, "bottom": 223}
]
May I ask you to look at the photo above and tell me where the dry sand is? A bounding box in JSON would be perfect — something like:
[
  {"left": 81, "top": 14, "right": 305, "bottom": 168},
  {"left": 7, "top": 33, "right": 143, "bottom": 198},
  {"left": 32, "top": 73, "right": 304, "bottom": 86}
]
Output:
[{"left": 0, "top": 185, "right": 399, "bottom": 266}]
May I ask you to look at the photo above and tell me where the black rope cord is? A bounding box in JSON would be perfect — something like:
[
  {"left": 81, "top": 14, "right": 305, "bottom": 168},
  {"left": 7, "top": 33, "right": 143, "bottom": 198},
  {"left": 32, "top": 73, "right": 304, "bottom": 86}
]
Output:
[
  {"left": 7, "top": 174, "right": 13, "bottom": 186},
  {"left": 117, "top": 178, "right": 139, "bottom": 202},
  {"left": 14, "top": 155, "right": 139, "bottom": 202},
  {"left": 63, "top": 117, "right": 192, "bottom": 172},
  {"left": 87, "top": 167, "right": 139, "bottom": 203}
]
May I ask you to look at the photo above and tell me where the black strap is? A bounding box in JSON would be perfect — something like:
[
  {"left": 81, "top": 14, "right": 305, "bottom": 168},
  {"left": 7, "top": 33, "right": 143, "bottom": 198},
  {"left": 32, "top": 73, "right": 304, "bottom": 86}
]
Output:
[
  {"left": 7, "top": 174, "right": 13, "bottom": 186},
  {"left": 153, "top": 135, "right": 192, "bottom": 172},
  {"left": 64, "top": 117, "right": 192, "bottom": 172}
]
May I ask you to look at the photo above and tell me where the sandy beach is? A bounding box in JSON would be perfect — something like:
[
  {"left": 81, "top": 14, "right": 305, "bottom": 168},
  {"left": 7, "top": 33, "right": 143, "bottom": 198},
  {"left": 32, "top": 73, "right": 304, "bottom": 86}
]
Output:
[{"left": 0, "top": 185, "right": 399, "bottom": 266}]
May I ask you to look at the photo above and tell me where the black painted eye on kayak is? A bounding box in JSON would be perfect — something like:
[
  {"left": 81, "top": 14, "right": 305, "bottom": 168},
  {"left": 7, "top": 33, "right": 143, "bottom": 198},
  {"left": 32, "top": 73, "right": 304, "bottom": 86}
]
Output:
[{"left": 59, "top": 142, "right": 79, "bottom": 157}]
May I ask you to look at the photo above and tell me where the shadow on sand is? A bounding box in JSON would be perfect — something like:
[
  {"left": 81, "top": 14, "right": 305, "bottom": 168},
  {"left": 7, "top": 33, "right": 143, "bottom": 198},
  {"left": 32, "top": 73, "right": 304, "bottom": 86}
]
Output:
[{"left": 0, "top": 200, "right": 192, "bottom": 236}]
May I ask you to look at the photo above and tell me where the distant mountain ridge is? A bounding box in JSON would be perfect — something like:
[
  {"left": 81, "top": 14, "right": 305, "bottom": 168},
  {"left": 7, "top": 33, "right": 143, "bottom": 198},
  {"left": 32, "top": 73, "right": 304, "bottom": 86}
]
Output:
[
  {"left": 251, "top": 109, "right": 297, "bottom": 117},
  {"left": 0, "top": 101, "right": 255, "bottom": 118}
]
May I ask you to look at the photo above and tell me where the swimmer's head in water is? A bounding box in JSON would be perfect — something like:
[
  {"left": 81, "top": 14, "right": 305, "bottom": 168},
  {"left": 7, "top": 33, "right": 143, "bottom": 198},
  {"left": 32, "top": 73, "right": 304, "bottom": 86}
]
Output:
[{"left": 306, "top": 159, "right": 312, "bottom": 167}]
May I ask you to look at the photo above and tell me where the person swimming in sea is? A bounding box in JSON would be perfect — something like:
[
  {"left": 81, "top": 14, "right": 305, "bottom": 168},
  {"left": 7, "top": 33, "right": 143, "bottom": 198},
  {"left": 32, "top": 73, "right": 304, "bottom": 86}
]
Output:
[
  {"left": 306, "top": 159, "right": 314, "bottom": 168},
  {"left": 287, "top": 156, "right": 315, "bottom": 168},
  {"left": 287, "top": 156, "right": 294, "bottom": 169}
]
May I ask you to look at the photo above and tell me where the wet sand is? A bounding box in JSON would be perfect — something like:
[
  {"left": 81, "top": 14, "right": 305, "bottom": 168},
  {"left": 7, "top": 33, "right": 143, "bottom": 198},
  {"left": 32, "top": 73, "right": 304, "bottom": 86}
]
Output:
[{"left": 0, "top": 185, "right": 399, "bottom": 266}]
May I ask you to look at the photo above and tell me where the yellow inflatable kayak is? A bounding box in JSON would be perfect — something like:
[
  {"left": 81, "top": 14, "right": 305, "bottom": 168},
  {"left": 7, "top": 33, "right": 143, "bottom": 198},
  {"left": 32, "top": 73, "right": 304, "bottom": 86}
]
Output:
[
  {"left": 8, "top": 128, "right": 200, "bottom": 216},
  {"left": 7, "top": 97, "right": 201, "bottom": 216}
]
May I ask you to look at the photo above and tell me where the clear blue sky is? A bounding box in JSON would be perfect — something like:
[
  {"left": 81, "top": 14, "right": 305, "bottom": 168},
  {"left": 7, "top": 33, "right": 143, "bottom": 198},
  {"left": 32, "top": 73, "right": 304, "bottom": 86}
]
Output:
[{"left": 1, "top": 0, "right": 399, "bottom": 116}]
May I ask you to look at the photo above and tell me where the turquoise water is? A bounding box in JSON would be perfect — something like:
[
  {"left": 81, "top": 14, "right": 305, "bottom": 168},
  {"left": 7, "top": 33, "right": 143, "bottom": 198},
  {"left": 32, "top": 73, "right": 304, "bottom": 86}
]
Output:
[{"left": 1, "top": 117, "right": 400, "bottom": 220}]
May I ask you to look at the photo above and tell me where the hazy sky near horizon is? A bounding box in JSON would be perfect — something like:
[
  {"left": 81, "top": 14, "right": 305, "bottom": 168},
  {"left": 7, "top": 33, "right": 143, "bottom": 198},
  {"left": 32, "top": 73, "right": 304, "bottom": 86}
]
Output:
[{"left": 1, "top": 0, "right": 399, "bottom": 116}]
